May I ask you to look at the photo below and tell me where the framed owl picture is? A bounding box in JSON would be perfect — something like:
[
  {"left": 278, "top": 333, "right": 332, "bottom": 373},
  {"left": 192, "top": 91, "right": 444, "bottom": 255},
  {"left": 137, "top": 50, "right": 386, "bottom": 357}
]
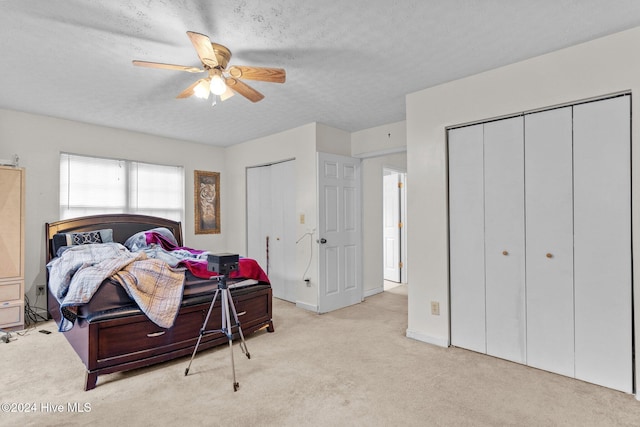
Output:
[{"left": 194, "top": 170, "right": 220, "bottom": 234}]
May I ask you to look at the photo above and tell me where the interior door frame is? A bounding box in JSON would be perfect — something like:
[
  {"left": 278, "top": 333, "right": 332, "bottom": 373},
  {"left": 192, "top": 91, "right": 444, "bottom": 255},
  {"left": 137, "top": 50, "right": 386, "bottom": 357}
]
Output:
[{"left": 383, "top": 167, "right": 407, "bottom": 284}]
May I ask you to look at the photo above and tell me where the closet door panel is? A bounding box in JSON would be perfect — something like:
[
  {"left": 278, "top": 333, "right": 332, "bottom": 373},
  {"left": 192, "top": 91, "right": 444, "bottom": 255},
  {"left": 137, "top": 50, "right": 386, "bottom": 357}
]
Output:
[
  {"left": 248, "top": 161, "right": 297, "bottom": 303},
  {"left": 271, "top": 160, "right": 297, "bottom": 302},
  {"left": 573, "top": 96, "right": 632, "bottom": 393},
  {"left": 448, "top": 124, "right": 486, "bottom": 353},
  {"left": 524, "top": 107, "right": 574, "bottom": 376},
  {"left": 269, "top": 162, "right": 287, "bottom": 301},
  {"left": 484, "top": 116, "right": 526, "bottom": 364},
  {"left": 247, "top": 166, "right": 271, "bottom": 272}
]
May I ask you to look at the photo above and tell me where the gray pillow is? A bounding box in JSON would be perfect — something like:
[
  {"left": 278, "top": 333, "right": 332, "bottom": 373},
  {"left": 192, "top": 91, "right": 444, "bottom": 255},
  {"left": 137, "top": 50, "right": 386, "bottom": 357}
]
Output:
[{"left": 52, "top": 229, "right": 114, "bottom": 257}]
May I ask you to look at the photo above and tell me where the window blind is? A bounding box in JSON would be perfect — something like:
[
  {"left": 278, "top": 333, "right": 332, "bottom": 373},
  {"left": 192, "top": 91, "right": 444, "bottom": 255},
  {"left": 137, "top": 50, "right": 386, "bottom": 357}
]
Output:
[{"left": 60, "top": 153, "right": 184, "bottom": 222}]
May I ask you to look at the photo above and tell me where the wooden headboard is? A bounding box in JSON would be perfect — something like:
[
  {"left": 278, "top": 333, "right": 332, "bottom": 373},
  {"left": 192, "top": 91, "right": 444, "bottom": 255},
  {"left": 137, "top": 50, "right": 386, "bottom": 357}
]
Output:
[{"left": 45, "top": 214, "right": 183, "bottom": 262}]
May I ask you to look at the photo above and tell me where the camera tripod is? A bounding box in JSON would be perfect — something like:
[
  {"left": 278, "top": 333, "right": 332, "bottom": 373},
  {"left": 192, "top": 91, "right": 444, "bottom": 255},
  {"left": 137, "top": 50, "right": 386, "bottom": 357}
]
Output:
[{"left": 184, "top": 275, "right": 250, "bottom": 391}]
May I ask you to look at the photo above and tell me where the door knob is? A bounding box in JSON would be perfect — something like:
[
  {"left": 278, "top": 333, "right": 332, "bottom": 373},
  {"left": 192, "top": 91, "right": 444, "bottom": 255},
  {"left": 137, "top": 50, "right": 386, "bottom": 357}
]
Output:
[
  {"left": 319, "top": 238, "right": 327, "bottom": 244},
  {"left": 546, "top": 253, "right": 553, "bottom": 258},
  {"left": 502, "top": 250, "right": 508, "bottom": 256}
]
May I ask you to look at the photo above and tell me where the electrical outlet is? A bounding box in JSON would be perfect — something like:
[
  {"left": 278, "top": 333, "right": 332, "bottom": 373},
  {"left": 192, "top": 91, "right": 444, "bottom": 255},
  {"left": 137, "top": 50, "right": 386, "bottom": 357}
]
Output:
[
  {"left": 430, "top": 301, "right": 440, "bottom": 316},
  {"left": 37, "top": 285, "right": 45, "bottom": 296}
]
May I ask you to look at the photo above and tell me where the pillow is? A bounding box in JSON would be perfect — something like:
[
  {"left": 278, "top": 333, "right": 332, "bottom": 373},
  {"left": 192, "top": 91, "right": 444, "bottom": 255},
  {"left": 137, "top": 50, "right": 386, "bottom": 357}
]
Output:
[
  {"left": 52, "top": 229, "right": 114, "bottom": 257},
  {"left": 124, "top": 227, "right": 178, "bottom": 252}
]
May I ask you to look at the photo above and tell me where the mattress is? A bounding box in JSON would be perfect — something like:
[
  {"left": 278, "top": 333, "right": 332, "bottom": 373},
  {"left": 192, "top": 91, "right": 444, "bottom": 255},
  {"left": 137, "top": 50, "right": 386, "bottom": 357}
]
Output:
[{"left": 76, "top": 271, "right": 264, "bottom": 319}]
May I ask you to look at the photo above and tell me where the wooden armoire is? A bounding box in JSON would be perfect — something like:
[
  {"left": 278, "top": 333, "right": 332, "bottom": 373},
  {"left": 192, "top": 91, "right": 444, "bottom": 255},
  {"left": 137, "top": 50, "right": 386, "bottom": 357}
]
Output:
[{"left": 0, "top": 166, "right": 25, "bottom": 330}]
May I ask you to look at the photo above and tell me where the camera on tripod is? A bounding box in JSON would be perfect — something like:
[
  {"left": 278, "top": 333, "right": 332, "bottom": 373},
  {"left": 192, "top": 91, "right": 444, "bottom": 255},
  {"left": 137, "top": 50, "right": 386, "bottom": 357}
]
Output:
[
  {"left": 186, "top": 252, "right": 249, "bottom": 392},
  {"left": 207, "top": 253, "right": 239, "bottom": 276}
]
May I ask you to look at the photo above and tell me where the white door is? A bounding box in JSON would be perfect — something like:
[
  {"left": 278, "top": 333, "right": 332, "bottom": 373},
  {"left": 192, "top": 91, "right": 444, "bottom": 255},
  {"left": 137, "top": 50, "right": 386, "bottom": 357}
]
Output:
[
  {"left": 524, "top": 107, "right": 575, "bottom": 376},
  {"left": 246, "top": 160, "right": 297, "bottom": 303},
  {"left": 483, "top": 116, "right": 526, "bottom": 364},
  {"left": 573, "top": 96, "right": 632, "bottom": 393},
  {"left": 383, "top": 172, "right": 401, "bottom": 282},
  {"left": 317, "top": 152, "right": 363, "bottom": 313},
  {"left": 448, "top": 124, "right": 486, "bottom": 353},
  {"left": 246, "top": 166, "right": 271, "bottom": 273},
  {"left": 269, "top": 160, "right": 297, "bottom": 302}
]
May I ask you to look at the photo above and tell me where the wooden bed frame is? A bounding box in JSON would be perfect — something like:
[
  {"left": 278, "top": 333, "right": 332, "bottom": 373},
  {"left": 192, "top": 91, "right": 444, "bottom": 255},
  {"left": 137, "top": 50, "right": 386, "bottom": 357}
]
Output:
[{"left": 45, "top": 213, "right": 274, "bottom": 390}]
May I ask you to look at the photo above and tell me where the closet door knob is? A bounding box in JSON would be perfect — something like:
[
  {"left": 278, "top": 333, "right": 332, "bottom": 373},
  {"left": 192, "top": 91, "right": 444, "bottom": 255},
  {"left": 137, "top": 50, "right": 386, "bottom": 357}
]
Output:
[
  {"left": 502, "top": 250, "right": 508, "bottom": 256},
  {"left": 546, "top": 253, "right": 553, "bottom": 258}
]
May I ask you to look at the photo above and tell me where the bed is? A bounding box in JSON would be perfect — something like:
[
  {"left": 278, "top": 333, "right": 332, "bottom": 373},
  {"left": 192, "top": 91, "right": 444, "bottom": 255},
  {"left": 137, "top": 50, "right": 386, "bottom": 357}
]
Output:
[{"left": 45, "top": 213, "right": 274, "bottom": 390}]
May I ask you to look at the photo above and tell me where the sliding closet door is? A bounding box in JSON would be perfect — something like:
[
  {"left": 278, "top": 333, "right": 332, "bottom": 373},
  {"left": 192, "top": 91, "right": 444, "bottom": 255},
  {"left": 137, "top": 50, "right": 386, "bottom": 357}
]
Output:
[
  {"left": 269, "top": 160, "right": 297, "bottom": 302},
  {"left": 247, "top": 161, "right": 297, "bottom": 303},
  {"left": 247, "top": 166, "right": 271, "bottom": 272},
  {"left": 484, "top": 117, "right": 526, "bottom": 364},
  {"left": 573, "top": 96, "right": 632, "bottom": 393},
  {"left": 524, "top": 107, "right": 575, "bottom": 376},
  {"left": 449, "top": 124, "right": 485, "bottom": 353}
]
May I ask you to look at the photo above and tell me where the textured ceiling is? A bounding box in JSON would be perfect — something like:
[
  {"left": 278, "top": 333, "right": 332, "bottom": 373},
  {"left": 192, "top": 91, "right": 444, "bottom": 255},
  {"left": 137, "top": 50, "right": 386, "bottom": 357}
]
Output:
[{"left": 2, "top": 1, "right": 640, "bottom": 147}]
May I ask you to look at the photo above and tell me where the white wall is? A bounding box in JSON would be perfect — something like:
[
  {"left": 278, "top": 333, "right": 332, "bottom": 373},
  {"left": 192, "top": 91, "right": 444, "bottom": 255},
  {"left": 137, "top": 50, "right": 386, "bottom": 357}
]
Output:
[
  {"left": 406, "top": 26, "right": 640, "bottom": 394},
  {"left": 227, "top": 121, "right": 407, "bottom": 310},
  {"left": 224, "top": 123, "right": 319, "bottom": 310},
  {"left": 0, "top": 109, "right": 226, "bottom": 314},
  {"left": 352, "top": 120, "right": 406, "bottom": 158},
  {"left": 317, "top": 123, "right": 351, "bottom": 156}
]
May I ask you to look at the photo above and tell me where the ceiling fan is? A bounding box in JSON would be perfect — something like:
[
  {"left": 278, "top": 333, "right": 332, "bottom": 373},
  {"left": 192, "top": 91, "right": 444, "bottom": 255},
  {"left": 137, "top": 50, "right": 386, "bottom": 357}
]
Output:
[{"left": 132, "top": 31, "right": 286, "bottom": 103}]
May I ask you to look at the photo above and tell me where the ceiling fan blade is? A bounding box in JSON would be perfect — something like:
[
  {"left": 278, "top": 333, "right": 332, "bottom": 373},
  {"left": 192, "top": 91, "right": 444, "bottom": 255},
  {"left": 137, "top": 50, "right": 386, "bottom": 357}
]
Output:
[
  {"left": 132, "top": 60, "right": 204, "bottom": 73},
  {"left": 228, "top": 66, "right": 286, "bottom": 83},
  {"left": 176, "top": 79, "right": 206, "bottom": 99},
  {"left": 186, "top": 31, "right": 218, "bottom": 68},
  {"left": 226, "top": 78, "right": 264, "bottom": 102}
]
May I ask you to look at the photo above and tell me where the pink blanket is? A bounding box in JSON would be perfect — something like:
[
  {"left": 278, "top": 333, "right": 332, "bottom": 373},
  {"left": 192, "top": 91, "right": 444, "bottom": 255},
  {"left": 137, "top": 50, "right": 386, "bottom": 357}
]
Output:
[{"left": 145, "top": 231, "right": 270, "bottom": 283}]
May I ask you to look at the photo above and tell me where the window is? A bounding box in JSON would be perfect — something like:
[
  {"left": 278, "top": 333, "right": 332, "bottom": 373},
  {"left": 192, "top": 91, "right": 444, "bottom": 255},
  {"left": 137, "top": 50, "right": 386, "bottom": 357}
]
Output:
[{"left": 60, "top": 153, "right": 184, "bottom": 222}]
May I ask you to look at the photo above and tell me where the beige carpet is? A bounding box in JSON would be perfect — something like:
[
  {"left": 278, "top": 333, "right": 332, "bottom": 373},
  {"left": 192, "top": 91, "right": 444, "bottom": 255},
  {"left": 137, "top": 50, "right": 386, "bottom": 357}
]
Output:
[{"left": 3, "top": 286, "right": 640, "bottom": 426}]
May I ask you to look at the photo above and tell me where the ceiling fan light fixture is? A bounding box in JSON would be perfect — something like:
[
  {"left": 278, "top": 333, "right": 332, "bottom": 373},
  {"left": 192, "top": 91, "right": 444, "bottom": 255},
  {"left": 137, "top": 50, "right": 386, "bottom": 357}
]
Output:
[
  {"left": 193, "top": 79, "right": 210, "bottom": 99},
  {"left": 133, "top": 31, "right": 285, "bottom": 103},
  {"left": 210, "top": 74, "right": 227, "bottom": 96}
]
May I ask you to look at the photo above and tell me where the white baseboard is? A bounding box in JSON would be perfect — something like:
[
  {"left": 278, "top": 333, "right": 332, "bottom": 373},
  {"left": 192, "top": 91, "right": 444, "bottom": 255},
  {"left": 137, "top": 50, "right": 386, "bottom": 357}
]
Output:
[
  {"left": 363, "top": 287, "right": 383, "bottom": 298},
  {"left": 296, "top": 301, "right": 318, "bottom": 313},
  {"left": 406, "top": 328, "right": 449, "bottom": 348}
]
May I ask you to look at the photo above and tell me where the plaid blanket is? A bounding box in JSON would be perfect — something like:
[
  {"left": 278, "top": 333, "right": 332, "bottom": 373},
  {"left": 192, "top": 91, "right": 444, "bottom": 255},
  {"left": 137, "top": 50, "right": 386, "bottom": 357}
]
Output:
[
  {"left": 111, "top": 258, "right": 185, "bottom": 329},
  {"left": 47, "top": 243, "right": 185, "bottom": 332}
]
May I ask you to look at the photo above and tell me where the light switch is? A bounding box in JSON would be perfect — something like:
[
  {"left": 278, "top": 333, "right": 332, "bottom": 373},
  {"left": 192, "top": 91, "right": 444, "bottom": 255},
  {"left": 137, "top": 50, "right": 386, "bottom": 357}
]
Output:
[{"left": 431, "top": 301, "right": 440, "bottom": 316}]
